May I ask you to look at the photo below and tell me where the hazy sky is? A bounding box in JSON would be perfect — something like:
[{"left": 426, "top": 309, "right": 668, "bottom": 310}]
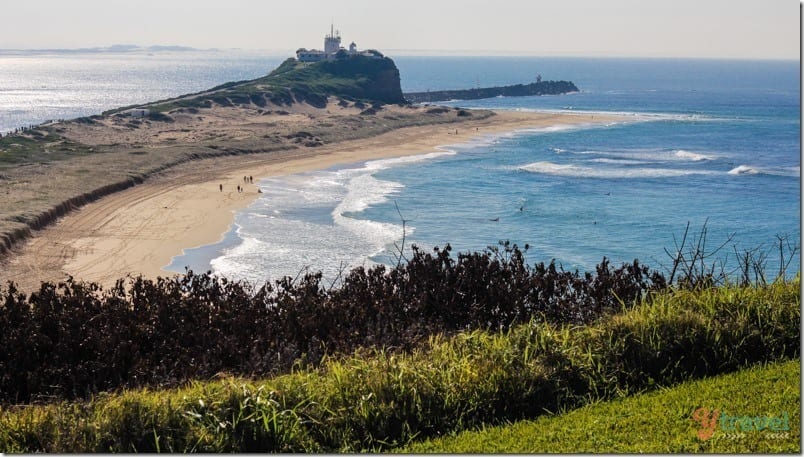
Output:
[{"left": 4, "top": 0, "right": 800, "bottom": 59}]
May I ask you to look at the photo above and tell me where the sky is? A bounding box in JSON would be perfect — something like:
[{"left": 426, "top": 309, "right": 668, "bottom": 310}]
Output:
[{"left": 3, "top": 0, "right": 800, "bottom": 59}]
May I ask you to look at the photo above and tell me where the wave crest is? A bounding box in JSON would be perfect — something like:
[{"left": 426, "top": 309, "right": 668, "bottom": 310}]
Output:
[
  {"left": 518, "top": 161, "right": 715, "bottom": 179},
  {"left": 675, "top": 150, "right": 714, "bottom": 161},
  {"left": 728, "top": 165, "right": 800, "bottom": 177}
]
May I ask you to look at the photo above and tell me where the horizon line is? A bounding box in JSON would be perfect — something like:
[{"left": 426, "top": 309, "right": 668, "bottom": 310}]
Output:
[{"left": 0, "top": 45, "right": 797, "bottom": 62}]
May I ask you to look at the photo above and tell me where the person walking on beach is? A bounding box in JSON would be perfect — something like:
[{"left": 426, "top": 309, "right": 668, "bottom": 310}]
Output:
[{"left": 219, "top": 184, "right": 223, "bottom": 192}]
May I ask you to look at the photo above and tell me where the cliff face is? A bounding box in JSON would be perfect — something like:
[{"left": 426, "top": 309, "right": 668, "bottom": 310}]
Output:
[{"left": 268, "top": 56, "right": 405, "bottom": 104}]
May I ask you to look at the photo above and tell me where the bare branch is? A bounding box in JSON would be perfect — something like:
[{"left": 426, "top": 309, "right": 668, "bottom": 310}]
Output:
[{"left": 392, "top": 201, "right": 409, "bottom": 268}]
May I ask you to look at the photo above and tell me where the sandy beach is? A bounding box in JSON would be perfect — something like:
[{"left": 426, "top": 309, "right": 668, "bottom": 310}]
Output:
[{"left": 1, "top": 110, "right": 624, "bottom": 290}]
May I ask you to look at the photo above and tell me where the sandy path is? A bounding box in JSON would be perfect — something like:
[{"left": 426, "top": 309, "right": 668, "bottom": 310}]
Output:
[{"left": 1, "top": 110, "right": 626, "bottom": 291}]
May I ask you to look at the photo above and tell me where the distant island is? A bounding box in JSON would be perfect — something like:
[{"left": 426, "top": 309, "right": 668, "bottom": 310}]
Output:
[
  {"left": 403, "top": 80, "right": 579, "bottom": 104},
  {"left": 0, "top": 44, "right": 202, "bottom": 54}
]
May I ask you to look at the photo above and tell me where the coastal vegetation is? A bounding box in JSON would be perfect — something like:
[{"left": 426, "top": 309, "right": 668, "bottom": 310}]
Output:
[
  {"left": 0, "top": 130, "right": 95, "bottom": 167},
  {"left": 0, "top": 268, "right": 798, "bottom": 452},
  {"left": 402, "top": 359, "right": 800, "bottom": 453},
  {"left": 0, "top": 243, "right": 667, "bottom": 404},
  {"left": 139, "top": 55, "right": 406, "bottom": 113}
]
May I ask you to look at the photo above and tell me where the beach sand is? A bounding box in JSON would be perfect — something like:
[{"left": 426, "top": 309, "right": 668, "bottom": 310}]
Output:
[{"left": 1, "top": 110, "right": 624, "bottom": 290}]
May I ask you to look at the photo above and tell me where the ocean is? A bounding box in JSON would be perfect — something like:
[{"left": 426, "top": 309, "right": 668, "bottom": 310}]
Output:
[
  {"left": 0, "top": 50, "right": 285, "bottom": 134},
  {"left": 1, "top": 52, "right": 799, "bottom": 283}
]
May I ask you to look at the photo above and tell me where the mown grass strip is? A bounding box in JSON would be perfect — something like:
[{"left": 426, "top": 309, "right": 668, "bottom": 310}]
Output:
[{"left": 401, "top": 358, "right": 800, "bottom": 453}]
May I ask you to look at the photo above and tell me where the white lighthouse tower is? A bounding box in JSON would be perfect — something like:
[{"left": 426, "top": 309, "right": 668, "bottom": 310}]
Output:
[
  {"left": 324, "top": 24, "right": 341, "bottom": 55},
  {"left": 296, "top": 24, "right": 381, "bottom": 62}
]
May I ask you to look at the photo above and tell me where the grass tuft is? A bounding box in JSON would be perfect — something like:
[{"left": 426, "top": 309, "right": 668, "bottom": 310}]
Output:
[{"left": 402, "top": 359, "right": 801, "bottom": 453}]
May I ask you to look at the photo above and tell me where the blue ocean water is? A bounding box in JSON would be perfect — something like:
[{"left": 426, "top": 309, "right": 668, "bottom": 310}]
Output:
[
  {"left": 377, "top": 58, "right": 801, "bottom": 269},
  {"left": 178, "top": 57, "right": 800, "bottom": 284},
  {"left": 1, "top": 52, "right": 798, "bottom": 282},
  {"left": 173, "top": 57, "right": 801, "bottom": 282},
  {"left": 0, "top": 50, "right": 284, "bottom": 134}
]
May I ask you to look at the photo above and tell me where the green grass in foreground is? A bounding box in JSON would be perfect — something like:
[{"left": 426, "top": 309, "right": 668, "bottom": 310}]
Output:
[
  {"left": 402, "top": 359, "right": 801, "bottom": 453},
  {"left": 0, "top": 280, "right": 798, "bottom": 452}
]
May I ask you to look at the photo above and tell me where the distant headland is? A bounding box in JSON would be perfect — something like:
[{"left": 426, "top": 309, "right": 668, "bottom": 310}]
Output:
[
  {"left": 403, "top": 80, "right": 580, "bottom": 104},
  {"left": 290, "top": 24, "right": 579, "bottom": 105}
]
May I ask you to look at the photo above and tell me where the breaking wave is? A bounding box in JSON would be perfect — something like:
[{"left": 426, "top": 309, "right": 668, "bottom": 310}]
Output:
[
  {"left": 574, "top": 148, "right": 717, "bottom": 163},
  {"left": 728, "top": 165, "right": 800, "bottom": 177},
  {"left": 518, "top": 161, "right": 716, "bottom": 179},
  {"left": 675, "top": 150, "right": 714, "bottom": 161},
  {"left": 205, "top": 150, "right": 459, "bottom": 284}
]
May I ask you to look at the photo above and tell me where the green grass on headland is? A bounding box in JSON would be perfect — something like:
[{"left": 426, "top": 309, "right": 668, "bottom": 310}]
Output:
[
  {"left": 0, "top": 279, "right": 798, "bottom": 452},
  {"left": 401, "top": 359, "right": 801, "bottom": 453},
  {"left": 143, "top": 55, "right": 406, "bottom": 113}
]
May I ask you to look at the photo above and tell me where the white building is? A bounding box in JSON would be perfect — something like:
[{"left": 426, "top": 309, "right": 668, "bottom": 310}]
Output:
[
  {"left": 119, "top": 108, "right": 150, "bottom": 118},
  {"left": 296, "top": 25, "right": 381, "bottom": 62},
  {"left": 324, "top": 25, "right": 341, "bottom": 54}
]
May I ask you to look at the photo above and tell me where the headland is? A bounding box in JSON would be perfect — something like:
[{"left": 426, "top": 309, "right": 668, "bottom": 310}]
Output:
[{"left": 0, "top": 49, "right": 626, "bottom": 291}]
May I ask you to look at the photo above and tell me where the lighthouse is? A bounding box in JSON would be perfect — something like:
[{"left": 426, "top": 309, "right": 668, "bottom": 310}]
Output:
[
  {"left": 324, "top": 24, "right": 341, "bottom": 55},
  {"left": 296, "top": 25, "right": 382, "bottom": 62}
]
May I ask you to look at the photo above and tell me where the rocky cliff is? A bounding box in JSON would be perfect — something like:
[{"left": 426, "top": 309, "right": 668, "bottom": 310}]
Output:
[{"left": 268, "top": 56, "right": 406, "bottom": 105}]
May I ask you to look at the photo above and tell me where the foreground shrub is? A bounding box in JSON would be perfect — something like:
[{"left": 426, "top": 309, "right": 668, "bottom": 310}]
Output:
[
  {"left": 0, "top": 243, "right": 665, "bottom": 403},
  {"left": 0, "top": 280, "right": 798, "bottom": 452}
]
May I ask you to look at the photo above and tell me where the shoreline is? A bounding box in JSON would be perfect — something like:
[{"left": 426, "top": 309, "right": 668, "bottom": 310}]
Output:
[{"left": 1, "top": 110, "right": 626, "bottom": 290}]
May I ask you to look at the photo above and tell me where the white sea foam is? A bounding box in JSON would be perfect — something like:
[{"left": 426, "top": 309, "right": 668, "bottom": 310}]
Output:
[
  {"left": 589, "top": 158, "right": 648, "bottom": 165},
  {"left": 207, "top": 148, "right": 458, "bottom": 284},
  {"left": 575, "top": 148, "right": 717, "bottom": 163},
  {"left": 210, "top": 221, "right": 385, "bottom": 286},
  {"left": 520, "top": 124, "right": 577, "bottom": 134},
  {"left": 363, "top": 149, "right": 457, "bottom": 171},
  {"left": 332, "top": 172, "right": 406, "bottom": 248},
  {"left": 518, "top": 161, "right": 716, "bottom": 179},
  {"left": 728, "top": 165, "right": 800, "bottom": 177},
  {"left": 728, "top": 165, "right": 760, "bottom": 175},
  {"left": 506, "top": 107, "right": 732, "bottom": 123},
  {"left": 675, "top": 150, "right": 714, "bottom": 161}
]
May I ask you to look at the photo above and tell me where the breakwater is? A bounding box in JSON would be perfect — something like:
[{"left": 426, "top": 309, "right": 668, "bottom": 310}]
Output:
[{"left": 403, "top": 80, "right": 578, "bottom": 104}]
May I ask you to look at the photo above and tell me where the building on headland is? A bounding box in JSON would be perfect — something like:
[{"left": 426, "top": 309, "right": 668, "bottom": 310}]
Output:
[
  {"left": 119, "top": 108, "right": 149, "bottom": 118},
  {"left": 296, "top": 24, "right": 383, "bottom": 62}
]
